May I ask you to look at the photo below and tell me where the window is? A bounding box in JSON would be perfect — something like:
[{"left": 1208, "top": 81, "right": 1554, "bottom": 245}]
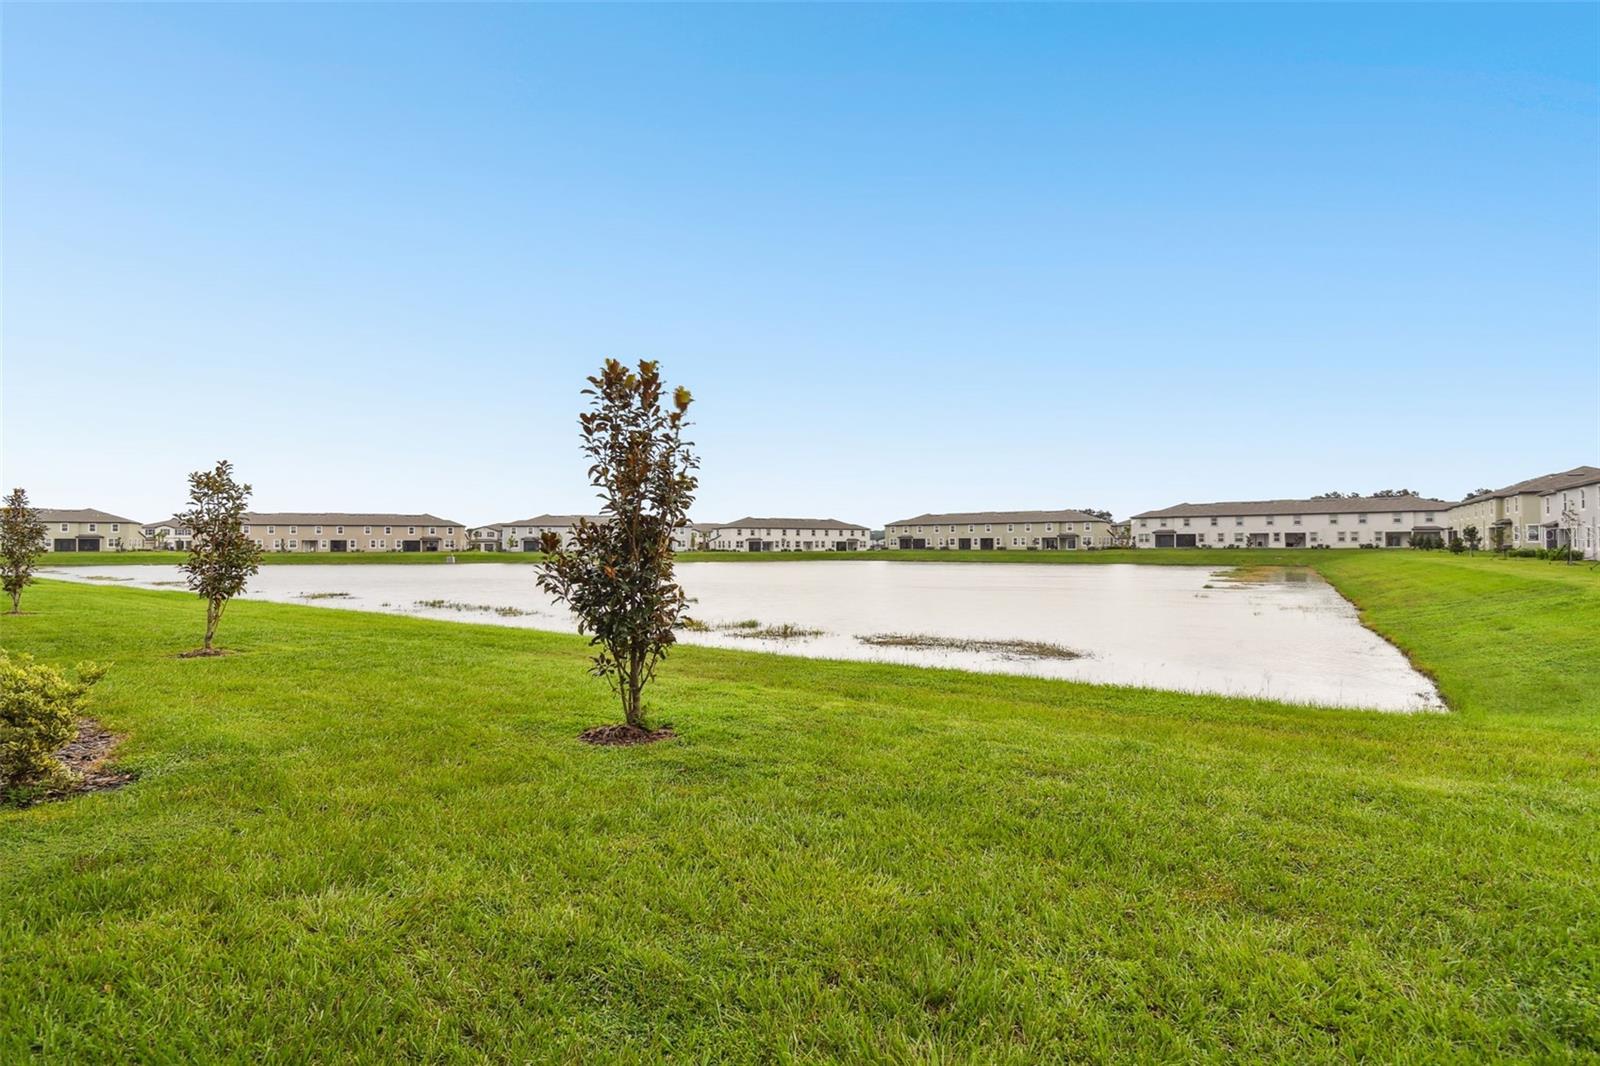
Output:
[
  {"left": 268, "top": 526, "right": 276, "bottom": 533},
  {"left": 1140, "top": 520, "right": 1148, "bottom": 528},
  {"left": 1235, "top": 517, "right": 1243, "bottom": 526},
  {"left": 336, "top": 526, "right": 344, "bottom": 534},
  {"left": 1329, "top": 516, "right": 1339, "bottom": 525},
  {"left": 1358, "top": 514, "right": 1368, "bottom": 524},
  {"left": 290, "top": 526, "right": 298, "bottom": 534},
  {"left": 1209, "top": 517, "right": 1217, "bottom": 526},
  {"left": 364, "top": 526, "right": 372, "bottom": 534},
  {"left": 88, "top": 524, "right": 97, "bottom": 532},
  {"left": 1234, "top": 532, "right": 1244, "bottom": 542},
  {"left": 1392, "top": 514, "right": 1402, "bottom": 524},
  {"left": 408, "top": 527, "right": 416, "bottom": 535},
  {"left": 111, "top": 524, "right": 119, "bottom": 531},
  {"left": 1265, "top": 516, "right": 1274, "bottom": 526},
  {"left": 429, "top": 527, "right": 437, "bottom": 535},
  {"left": 60, "top": 524, "right": 68, "bottom": 532},
  {"left": 385, "top": 527, "right": 392, "bottom": 535},
  {"left": 1293, "top": 515, "right": 1301, "bottom": 525},
  {"left": 1182, "top": 518, "right": 1190, "bottom": 527}
]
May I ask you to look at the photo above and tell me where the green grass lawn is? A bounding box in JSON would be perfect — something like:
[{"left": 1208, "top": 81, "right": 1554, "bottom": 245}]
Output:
[{"left": 2, "top": 554, "right": 1597, "bottom": 1061}]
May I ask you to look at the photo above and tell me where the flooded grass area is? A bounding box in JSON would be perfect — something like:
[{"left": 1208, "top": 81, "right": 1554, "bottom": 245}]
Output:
[{"left": 39, "top": 562, "right": 1444, "bottom": 711}]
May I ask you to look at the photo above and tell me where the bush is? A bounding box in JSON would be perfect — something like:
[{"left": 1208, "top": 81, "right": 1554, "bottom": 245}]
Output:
[
  {"left": 0, "top": 653, "right": 106, "bottom": 802},
  {"left": 1449, "top": 539, "right": 1466, "bottom": 554}
]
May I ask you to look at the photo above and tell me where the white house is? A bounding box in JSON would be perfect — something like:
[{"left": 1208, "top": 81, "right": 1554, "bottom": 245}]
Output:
[
  {"left": 141, "top": 516, "right": 193, "bottom": 551},
  {"left": 1540, "top": 477, "right": 1599, "bottom": 559},
  {"left": 883, "top": 509, "right": 1113, "bottom": 550},
  {"left": 470, "top": 514, "right": 605, "bottom": 552},
  {"left": 704, "top": 518, "right": 870, "bottom": 552},
  {"left": 1130, "top": 495, "right": 1452, "bottom": 549}
]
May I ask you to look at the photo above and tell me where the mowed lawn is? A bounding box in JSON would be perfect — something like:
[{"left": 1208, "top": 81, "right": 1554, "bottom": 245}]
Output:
[{"left": 2, "top": 555, "right": 1597, "bottom": 1061}]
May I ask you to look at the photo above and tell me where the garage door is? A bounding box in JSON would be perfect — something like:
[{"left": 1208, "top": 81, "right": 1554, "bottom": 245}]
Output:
[{"left": 1154, "top": 533, "right": 1176, "bottom": 548}]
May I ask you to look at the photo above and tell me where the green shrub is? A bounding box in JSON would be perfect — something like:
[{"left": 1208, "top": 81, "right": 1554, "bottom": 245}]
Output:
[
  {"left": 0, "top": 653, "right": 106, "bottom": 802},
  {"left": 1449, "top": 539, "right": 1466, "bottom": 554}
]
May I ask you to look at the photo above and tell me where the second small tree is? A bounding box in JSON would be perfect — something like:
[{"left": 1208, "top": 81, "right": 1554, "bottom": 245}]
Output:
[
  {"left": 537, "top": 360, "right": 698, "bottom": 733},
  {"left": 1, "top": 488, "right": 47, "bottom": 614},
  {"left": 177, "top": 460, "right": 263, "bottom": 655}
]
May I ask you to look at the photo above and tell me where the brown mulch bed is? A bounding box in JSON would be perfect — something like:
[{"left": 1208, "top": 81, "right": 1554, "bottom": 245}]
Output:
[
  {"left": 57, "top": 719, "right": 133, "bottom": 793},
  {"left": 579, "top": 723, "right": 677, "bottom": 747},
  {"left": 177, "top": 647, "right": 232, "bottom": 659},
  {"left": 13, "top": 719, "right": 133, "bottom": 807}
]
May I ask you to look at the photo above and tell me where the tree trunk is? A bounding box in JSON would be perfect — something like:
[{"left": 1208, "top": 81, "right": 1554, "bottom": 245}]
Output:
[
  {"left": 204, "top": 600, "right": 220, "bottom": 651},
  {"left": 8, "top": 590, "right": 18, "bottom": 614}
]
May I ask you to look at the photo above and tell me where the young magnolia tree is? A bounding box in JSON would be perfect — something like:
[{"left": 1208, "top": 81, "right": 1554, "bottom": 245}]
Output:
[
  {"left": 537, "top": 360, "right": 698, "bottom": 731},
  {"left": 1, "top": 488, "right": 47, "bottom": 614},
  {"left": 178, "top": 460, "right": 262, "bottom": 654}
]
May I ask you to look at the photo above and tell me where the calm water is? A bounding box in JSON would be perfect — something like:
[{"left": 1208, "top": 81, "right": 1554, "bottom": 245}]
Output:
[{"left": 42, "top": 562, "right": 1443, "bottom": 712}]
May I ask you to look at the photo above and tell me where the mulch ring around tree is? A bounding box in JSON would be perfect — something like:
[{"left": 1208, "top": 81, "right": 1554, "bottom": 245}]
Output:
[
  {"left": 579, "top": 723, "right": 677, "bottom": 747},
  {"left": 177, "top": 647, "right": 233, "bottom": 659}
]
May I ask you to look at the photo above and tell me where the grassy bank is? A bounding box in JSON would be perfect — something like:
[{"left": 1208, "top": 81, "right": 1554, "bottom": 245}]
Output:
[{"left": 2, "top": 556, "right": 1597, "bottom": 1061}]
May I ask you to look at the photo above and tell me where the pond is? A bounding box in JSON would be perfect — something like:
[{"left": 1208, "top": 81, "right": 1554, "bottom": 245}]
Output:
[{"left": 41, "top": 561, "right": 1444, "bottom": 712}]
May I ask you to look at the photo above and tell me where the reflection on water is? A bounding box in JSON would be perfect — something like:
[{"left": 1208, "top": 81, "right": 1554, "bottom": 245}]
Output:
[{"left": 42, "top": 562, "right": 1443, "bottom": 712}]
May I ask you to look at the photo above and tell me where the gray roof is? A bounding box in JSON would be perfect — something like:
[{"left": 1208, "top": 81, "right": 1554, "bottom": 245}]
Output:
[
  {"left": 1463, "top": 466, "right": 1599, "bottom": 502},
  {"left": 240, "top": 512, "right": 463, "bottom": 527},
  {"left": 717, "top": 517, "right": 867, "bottom": 530},
  {"left": 142, "top": 516, "right": 192, "bottom": 533},
  {"left": 38, "top": 508, "right": 140, "bottom": 524},
  {"left": 886, "top": 509, "right": 1108, "bottom": 526},
  {"left": 479, "top": 514, "right": 606, "bottom": 530},
  {"left": 1131, "top": 495, "right": 1452, "bottom": 520}
]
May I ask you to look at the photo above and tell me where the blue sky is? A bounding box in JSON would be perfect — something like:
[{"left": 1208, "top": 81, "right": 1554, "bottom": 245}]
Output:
[{"left": 4, "top": 4, "right": 1596, "bottom": 526}]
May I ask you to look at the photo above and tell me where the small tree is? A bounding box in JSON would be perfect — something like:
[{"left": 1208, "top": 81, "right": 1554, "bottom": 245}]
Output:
[
  {"left": 1, "top": 488, "right": 48, "bottom": 614},
  {"left": 177, "top": 460, "right": 262, "bottom": 654},
  {"left": 1556, "top": 499, "right": 1583, "bottom": 566},
  {"left": 537, "top": 360, "right": 698, "bottom": 732},
  {"left": 1462, "top": 525, "right": 1481, "bottom": 556},
  {"left": 1, "top": 653, "right": 106, "bottom": 802},
  {"left": 1489, "top": 525, "right": 1508, "bottom": 554}
]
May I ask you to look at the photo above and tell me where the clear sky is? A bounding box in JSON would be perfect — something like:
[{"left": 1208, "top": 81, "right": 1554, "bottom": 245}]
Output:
[{"left": 4, "top": 3, "right": 1596, "bottom": 526}]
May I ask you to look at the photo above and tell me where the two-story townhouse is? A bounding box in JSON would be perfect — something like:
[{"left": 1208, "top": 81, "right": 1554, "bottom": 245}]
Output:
[
  {"left": 239, "top": 513, "right": 464, "bottom": 552},
  {"left": 37, "top": 509, "right": 143, "bottom": 551},
  {"left": 140, "top": 517, "right": 193, "bottom": 551},
  {"left": 1539, "top": 476, "right": 1600, "bottom": 558},
  {"left": 471, "top": 515, "right": 607, "bottom": 552},
  {"left": 883, "top": 509, "right": 1113, "bottom": 551},
  {"left": 1447, "top": 466, "right": 1600, "bottom": 550},
  {"left": 1130, "top": 495, "right": 1452, "bottom": 548},
  {"left": 704, "top": 518, "right": 869, "bottom": 552}
]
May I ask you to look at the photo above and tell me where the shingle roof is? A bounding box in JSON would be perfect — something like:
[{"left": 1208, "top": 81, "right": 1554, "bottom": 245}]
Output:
[
  {"left": 886, "top": 509, "right": 1108, "bottom": 526},
  {"left": 37, "top": 508, "right": 141, "bottom": 524},
  {"left": 1458, "top": 466, "right": 1599, "bottom": 502},
  {"left": 240, "top": 512, "right": 463, "bottom": 527},
  {"left": 479, "top": 514, "right": 606, "bottom": 529},
  {"left": 1130, "top": 495, "right": 1452, "bottom": 520},
  {"left": 717, "top": 517, "right": 867, "bottom": 530},
  {"left": 142, "top": 516, "right": 191, "bottom": 532}
]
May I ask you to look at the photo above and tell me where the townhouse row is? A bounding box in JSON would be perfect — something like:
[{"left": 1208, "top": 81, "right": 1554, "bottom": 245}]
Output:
[
  {"left": 28, "top": 463, "right": 1596, "bottom": 559},
  {"left": 36, "top": 512, "right": 467, "bottom": 553},
  {"left": 469, "top": 516, "right": 872, "bottom": 553},
  {"left": 1127, "top": 465, "right": 1598, "bottom": 557}
]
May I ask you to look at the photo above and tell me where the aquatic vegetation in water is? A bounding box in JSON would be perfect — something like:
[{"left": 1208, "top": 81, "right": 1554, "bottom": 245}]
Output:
[
  {"left": 414, "top": 599, "right": 534, "bottom": 618},
  {"left": 299, "top": 591, "right": 353, "bottom": 600},
  {"left": 858, "top": 633, "right": 1084, "bottom": 661},
  {"left": 728, "top": 623, "right": 826, "bottom": 640}
]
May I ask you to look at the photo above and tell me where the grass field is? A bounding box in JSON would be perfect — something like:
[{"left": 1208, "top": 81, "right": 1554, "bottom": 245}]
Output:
[{"left": 2, "top": 554, "right": 1597, "bottom": 1061}]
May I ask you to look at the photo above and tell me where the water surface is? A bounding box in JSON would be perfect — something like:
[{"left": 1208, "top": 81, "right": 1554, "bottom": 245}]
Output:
[{"left": 42, "top": 562, "right": 1443, "bottom": 712}]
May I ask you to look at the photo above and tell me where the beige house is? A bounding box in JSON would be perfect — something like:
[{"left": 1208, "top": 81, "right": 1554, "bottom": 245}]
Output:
[
  {"left": 1539, "top": 476, "right": 1599, "bottom": 559},
  {"left": 1131, "top": 495, "right": 1451, "bottom": 548},
  {"left": 1447, "top": 466, "right": 1600, "bottom": 550},
  {"left": 704, "top": 518, "right": 869, "bottom": 552},
  {"left": 38, "top": 509, "right": 143, "bottom": 552},
  {"left": 240, "top": 513, "right": 463, "bottom": 552},
  {"left": 884, "top": 510, "right": 1112, "bottom": 550}
]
